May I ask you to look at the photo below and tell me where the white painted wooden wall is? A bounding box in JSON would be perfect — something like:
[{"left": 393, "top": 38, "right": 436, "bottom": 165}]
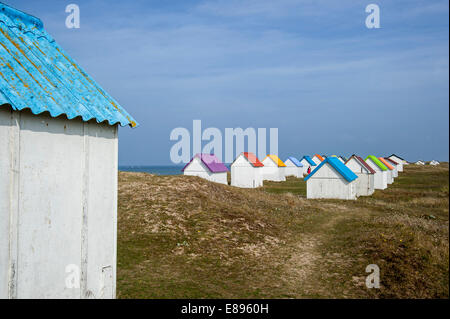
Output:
[
  {"left": 306, "top": 163, "right": 357, "bottom": 200},
  {"left": 0, "top": 108, "right": 118, "bottom": 299},
  {"left": 365, "top": 159, "right": 388, "bottom": 190},
  {"left": 345, "top": 158, "right": 375, "bottom": 196},
  {"left": 261, "top": 158, "right": 286, "bottom": 182}
]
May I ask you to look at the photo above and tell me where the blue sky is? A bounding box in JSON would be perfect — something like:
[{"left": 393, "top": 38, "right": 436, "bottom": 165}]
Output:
[{"left": 8, "top": 0, "right": 449, "bottom": 164}]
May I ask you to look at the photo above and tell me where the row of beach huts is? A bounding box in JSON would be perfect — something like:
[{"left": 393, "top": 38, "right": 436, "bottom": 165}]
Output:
[{"left": 182, "top": 153, "right": 440, "bottom": 200}]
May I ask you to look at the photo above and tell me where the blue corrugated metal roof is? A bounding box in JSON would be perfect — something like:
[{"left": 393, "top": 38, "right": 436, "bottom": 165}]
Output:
[
  {"left": 304, "top": 157, "right": 358, "bottom": 182},
  {"left": 300, "top": 156, "right": 316, "bottom": 166},
  {"left": 286, "top": 156, "right": 303, "bottom": 167},
  {"left": 0, "top": 3, "right": 138, "bottom": 127}
]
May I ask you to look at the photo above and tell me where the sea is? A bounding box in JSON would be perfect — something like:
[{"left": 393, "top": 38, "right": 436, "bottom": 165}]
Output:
[
  {"left": 119, "top": 164, "right": 232, "bottom": 176},
  {"left": 119, "top": 165, "right": 183, "bottom": 175}
]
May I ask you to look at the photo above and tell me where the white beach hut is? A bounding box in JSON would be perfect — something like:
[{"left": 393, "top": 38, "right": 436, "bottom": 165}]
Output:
[
  {"left": 387, "top": 154, "right": 404, "bottom": 172},
  {"left": 0, "top": 3, "right": 138, "bottom": 299},
  {"left": 284, "top": 157, "right": 304, "bottom": 178},
  {"left": 430, "top": 160, "right": 440, "bottom": 166},
  {"left": 305, "top": 157, "right": 358, "bottom": 200},
  {"left": 182, "top": 154, "right": 229, "bottom": 185},
  {"left": 261, "top": 155, "right": 287, "bottom": 182},
  {"left": 378, "top": 157, "right": 395, "bottom": 184},
  {"left": 415, "top": 160, "right": 425, "bottom": 165},
  {"left": 345, "top": 155, "right": 375, "bottom": 196},
  {"left": 388, "top": 154, "right": 408, "bottom": 167},
  {"left": 365, "top": 156, "right": 388, "bottom": 190},
  {"left": 231, "top": 152, "right": 264, "bottom": 188},
  {"left": 385, "top": 158, "right": 399, "bottom": 178}
]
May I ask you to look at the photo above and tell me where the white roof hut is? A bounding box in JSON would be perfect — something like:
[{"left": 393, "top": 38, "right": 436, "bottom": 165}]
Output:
[
  {"left": 430, "top": 160, "right": 440, "bottom": 166},
  {"left": 305, "top": 157, "right": 358, "bottom": 200},
  {"left": 261, "top": 155, "right": 287, "bottom": 182},
  {"left": 284, "top": 157, "right": 304, "bottom": 178},
  {"left": 365, "top": 156, "right": 388, "bottom": 190},
  {"left": 387, "top": 154, "right": 404, "bottom": 172},
  {"left": 231, "top": 152, "right": 264, "bottom": 188},
  {"left": 182, "top": 154, "right": 229, "bottom": 185},
  {"left": 0, "top": 3, "right": 138, "bottom": 299},
  {"left": 388, "top": 154, "right": 408, "bottom": 166},
  {"left": 345, "top": 155, "right": 375, "bottom": 196},
  {"left": 415, "top": 160, "right": 425, "bottom": 165}
]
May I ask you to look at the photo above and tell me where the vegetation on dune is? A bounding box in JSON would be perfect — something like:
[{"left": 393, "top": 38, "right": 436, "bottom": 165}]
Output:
[{"left": 117, "top": 164, "right": 449, "bottom": 298}]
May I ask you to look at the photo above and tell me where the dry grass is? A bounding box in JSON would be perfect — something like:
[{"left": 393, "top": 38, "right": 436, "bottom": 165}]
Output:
[{"left": 117, "top": 164, "right": 449, "bottom": 298}]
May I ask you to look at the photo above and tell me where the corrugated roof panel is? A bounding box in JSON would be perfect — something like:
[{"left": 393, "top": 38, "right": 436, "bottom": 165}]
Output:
[
  {"left": 263, "top": 154, "right": 287, "bottom": 167},
  {"left": 365, "top": 155, "right": 388, "bottom": 171},
  {"left": 182, "top": 154, "right": 229, "bottom": 173},
  {"left": 0, "top": 3, "right": 138, "bottom": 127},
  {"left": 300, "top": 156, "right": 316, "bottom": 166},
  {"left": 378, "top": 157, "right": 394, "bottom": 170},
  {"left": 243, "top": 152, "right": 264, "bottom": 167},
  {"left": 286, "top": 156, "right": 303, "bottom": 167}
]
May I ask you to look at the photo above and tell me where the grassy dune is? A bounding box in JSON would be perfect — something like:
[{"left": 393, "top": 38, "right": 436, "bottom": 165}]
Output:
[{"left": 117, "top": 164, "right": 449, "bottom": 298}]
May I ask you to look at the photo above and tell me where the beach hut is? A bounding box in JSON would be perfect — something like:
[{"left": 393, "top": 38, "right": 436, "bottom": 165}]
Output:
[
  {"left": 365, "top": 156, "right": 388, "bottom": 190},
  {"left": 378, "top": 157, "right": 394, "bottom": 184},
  {"left": 345, "top": 156, "right": 375, "bottom": 196},
  {"left": 415, "top": 160, "right": 425, "bottom": 165},
  {"left": 388, "top": 154, "right": 408, "bottom": 167},
  {"left": 430, "top": 160, "right": 440, "bottom": 166},
  {"left": 284, "top": 157, "right": 304, "bottom": 178},
  {"left": 0, "top": 3, "right": 138, "bottom": 299},
  {"left": 312, "top": 154, "right": 325, "bottom": 165},
  {"left": 304, "top": 157, "right": 358, "bottom": 200},
  {"left": 384, "top": 158, "right": 399, "bottom": 177},
  {"left": 231, "top": 152, "right": 264, "bottom": 188},
  {"left": 182, "top": 154, "right": 229, "bottom": 185},
  {"left": 261, "top": 155, "right": 287, "bottom": 182},
  {"left": 387, "top": 154, "right": 404, "bottom": 172},
  {"left": 300, "top": 156, "right": 316, "bottom": 175}
]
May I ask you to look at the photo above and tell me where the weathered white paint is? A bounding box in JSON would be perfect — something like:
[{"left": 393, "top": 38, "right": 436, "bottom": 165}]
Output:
[
  {"left": 261, "top": 157, "right": 286, "bottom": 182},
  {"left": 183, "top": 157, "right": 228, "bottom": 185},
  {"left": 390, "top": 164, "right": 399, "bottom": 178},
  {"left": 365, "top": 158, "right": 387, "bottom": 190},
  {"left": 0, "top": 108, "right": 118, "bottom": 299},
  {"left": 306, "top": 162, "right": 357, "bottom": 200},
  {"left": 345, "top": 158, "right": 375, "bottom": 196},
  {"left": 230, "top": 154, "right": 263, "bottom": 188},
  {"left": 386, "top": 169, "right": 394, "bottom": 184},
  {"left": 284, "top": 159, "right": 303, "bottom": 178}
]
